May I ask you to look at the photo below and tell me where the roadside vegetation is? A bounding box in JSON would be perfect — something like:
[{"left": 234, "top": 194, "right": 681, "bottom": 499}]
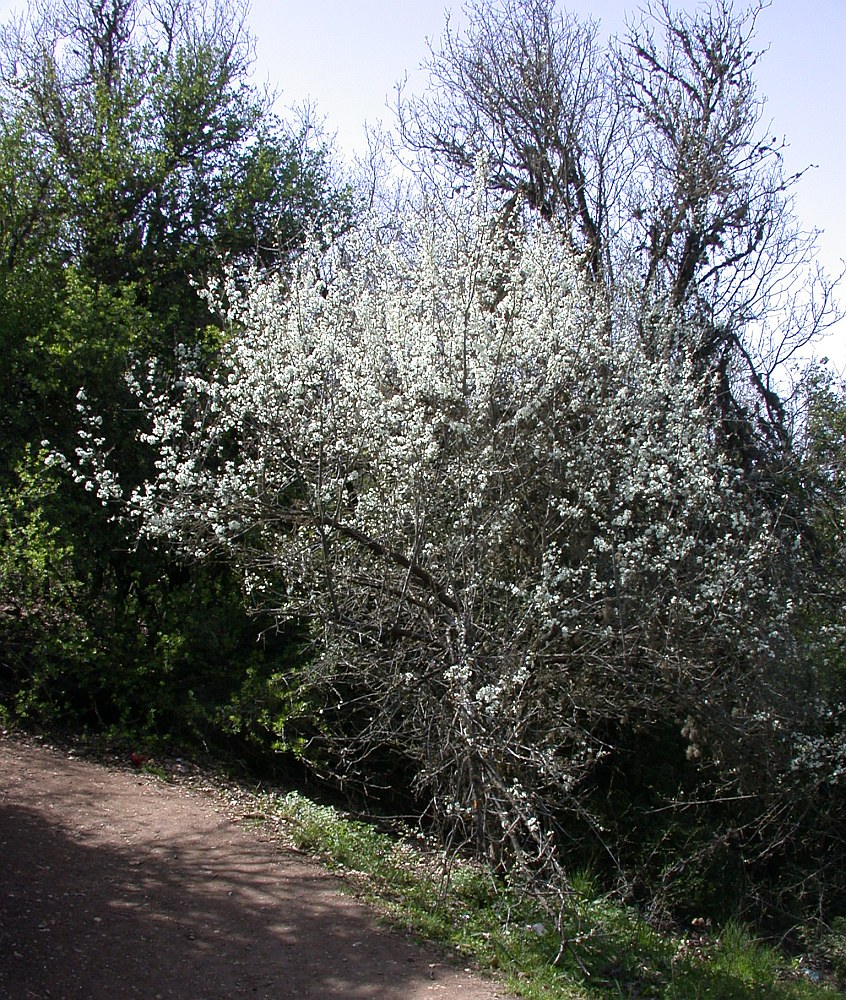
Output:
[{"left": 246, "top": 788, "right": 846, "bottom": 999}]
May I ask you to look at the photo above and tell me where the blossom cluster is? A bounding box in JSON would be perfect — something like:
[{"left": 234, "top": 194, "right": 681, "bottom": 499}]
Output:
[{"left": 80, "top": 183, "right": 811, "bottom": 875}]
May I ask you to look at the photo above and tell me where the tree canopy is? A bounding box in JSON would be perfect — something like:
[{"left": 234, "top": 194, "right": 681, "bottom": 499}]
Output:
[
  {"left": 398, "top": 0, "right": 839, "bottom": 464},
  {"left": 0, "top": 0, "right": 352, "bottom": 756}
]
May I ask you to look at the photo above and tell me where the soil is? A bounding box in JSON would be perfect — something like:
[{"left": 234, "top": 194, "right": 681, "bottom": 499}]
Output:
[{"left": 0, "top": 733, "right": 515, "bottom": 1000}]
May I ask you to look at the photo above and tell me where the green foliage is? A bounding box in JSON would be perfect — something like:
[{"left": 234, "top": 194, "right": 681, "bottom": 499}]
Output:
[
  {"left": 815, "top": 919, "right": 846, "bottom": 985},
  {"left": 0, "top": 449, "right": 104, "bottom": 721},
  {"left": 2, "top": 0, "right": 348, "bottom": 288},
  {"left": 0, "top": 478, "right": 312, "bottom": 758},
  {"left": 0, "top": 0, "right": 350, "bottom": 758},
  {"left": 109, "top": 563, "right": 312, "bottom": 758},
  {"left": 217, "top": 655, "right": 315, "bottom": 760},
  {"left": 263, "top": 791, "right": 845, "bottom": 1000},
  {"left": 0, "top": 0, "right": 353, "bottom": 466}
]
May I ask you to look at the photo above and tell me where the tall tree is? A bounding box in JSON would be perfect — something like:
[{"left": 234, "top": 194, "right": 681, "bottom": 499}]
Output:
[
  {"left": 64, "top": 0, "right": 846, "bottom": 931},
  {"left": 82, "top": 185, "right": 846, "bottom": 926},
  {"left": 0, "top": 0, "right": 351, "bottom": 748},
  {"left": 398, "top": 0, "right": 839, "bottom": 461},
  {"left": 0, "top": 0, "right": 349, "bottom": 351},
  {"left": 0, "top": 0, "right": 353, "bottom": 474}
]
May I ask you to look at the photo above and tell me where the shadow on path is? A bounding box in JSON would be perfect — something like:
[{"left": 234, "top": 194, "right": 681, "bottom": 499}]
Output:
[{"left": 0, "top": 739, "right": 507, "bottom": 999}]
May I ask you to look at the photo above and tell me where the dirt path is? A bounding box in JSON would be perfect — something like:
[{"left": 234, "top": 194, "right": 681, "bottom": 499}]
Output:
[{"left": 0, "top": 735, "right": 514, "bottom": 999}]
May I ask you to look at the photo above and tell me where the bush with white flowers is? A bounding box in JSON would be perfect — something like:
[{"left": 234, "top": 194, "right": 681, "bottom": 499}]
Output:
[{"left": 80, "top": 183, "right": 836, "bottom": 915}]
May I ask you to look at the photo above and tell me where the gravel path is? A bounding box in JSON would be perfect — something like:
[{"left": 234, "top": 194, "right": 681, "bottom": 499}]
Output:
[{"left": 0, "top": 735, "right": 514, "bottom": 999}]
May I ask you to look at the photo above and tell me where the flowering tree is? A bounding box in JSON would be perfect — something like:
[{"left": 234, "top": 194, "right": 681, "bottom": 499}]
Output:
[
  {"left": 80, "top": 180, "right": 837, "bottom": 920},
  {"left": 398, "top": 0, "right": 841, "bottom": 469}
]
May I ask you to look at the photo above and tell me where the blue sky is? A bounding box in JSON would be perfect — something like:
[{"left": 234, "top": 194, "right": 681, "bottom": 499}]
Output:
[
  {"left": 244, "top": 0, "right": 845, "bottom": 366},
  {"left": 1, "top": 0, "right": 843, "bottom": 363}
]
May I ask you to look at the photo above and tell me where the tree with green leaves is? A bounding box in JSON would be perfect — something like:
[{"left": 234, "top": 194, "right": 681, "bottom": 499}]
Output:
[
  {"left": 0, "top": 0, "right": 350, "bottom": 392},
  {"left": 0, "top": 0, "right": 351, "bottom": 750}
]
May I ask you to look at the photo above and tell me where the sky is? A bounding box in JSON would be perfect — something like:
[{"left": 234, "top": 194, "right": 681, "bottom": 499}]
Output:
[
  {"left": 241, "top": 0, "right": 846, "bottom": 367},
  {"left": 1, "top": 0, "right": 843, "bottom": 363}
]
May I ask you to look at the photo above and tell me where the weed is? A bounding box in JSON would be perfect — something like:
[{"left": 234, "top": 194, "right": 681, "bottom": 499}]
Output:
[{"left": 265, "top": 791, "right": 845, "bottom": 1000}]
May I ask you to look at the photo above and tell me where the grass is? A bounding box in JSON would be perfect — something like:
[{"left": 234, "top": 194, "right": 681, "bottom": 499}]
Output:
[{"left": 251, "top": 789, "right": 845, "bottom": 1000}]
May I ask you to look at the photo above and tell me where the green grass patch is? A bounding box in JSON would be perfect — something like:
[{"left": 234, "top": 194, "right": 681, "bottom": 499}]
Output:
[{"left": 260, "top": 791, "right": 844, "bottom": 1000}]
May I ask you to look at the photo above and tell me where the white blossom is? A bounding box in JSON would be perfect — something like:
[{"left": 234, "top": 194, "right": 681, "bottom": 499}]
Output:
[{"left": 79, "top": 183, "right": 816, "bottom": 895}]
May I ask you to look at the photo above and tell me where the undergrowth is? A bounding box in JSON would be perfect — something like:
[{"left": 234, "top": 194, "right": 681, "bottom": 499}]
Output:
[{"left": 257, "top": 790, "right": 845, "bottom": 1000}]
